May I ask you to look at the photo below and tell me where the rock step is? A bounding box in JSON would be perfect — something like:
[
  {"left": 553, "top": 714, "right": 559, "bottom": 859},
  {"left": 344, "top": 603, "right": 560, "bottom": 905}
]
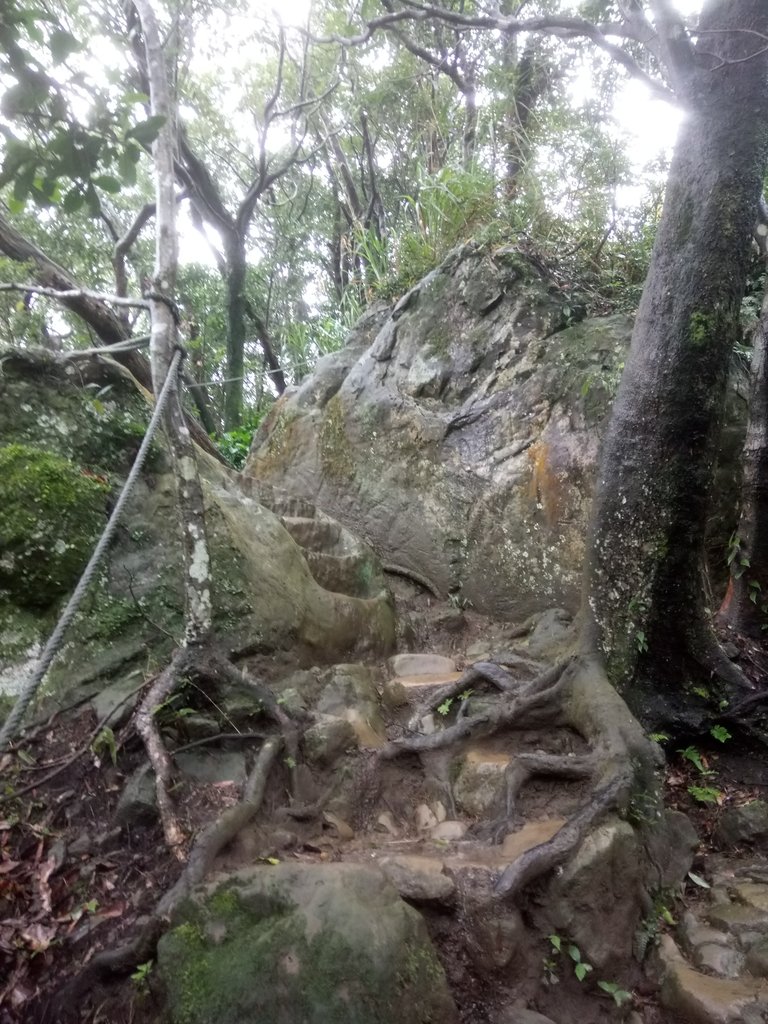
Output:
[
  {"left": 389, "top": 653, "right": 457, "bottom": 677},
  {"left": 282, "top": 515, "right": 342, "bottom": 551},
  {"left": 658, "top": 934, "right": 768, "bottom": 1023},
  {"left": 241, "top": 478, "right": 317, "bottom": 519},
  {"left": 304, "top": 550, "right": 381, "bottom": 598},
  {"left": 395, "top": 671, "right": 464, "bottom": 690}
]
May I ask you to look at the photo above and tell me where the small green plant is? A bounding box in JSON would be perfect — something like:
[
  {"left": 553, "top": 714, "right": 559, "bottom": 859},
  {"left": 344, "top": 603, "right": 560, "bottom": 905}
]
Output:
[
  {"left": 649, "top": 731, "right": 669, "bottom": 743},
  {"left": 284, "top": 756, "right": 297, "bottom": 769},
  {"left": 131, "top": 959, "right": 153, "bottom": 991},
  {"left": 678, "top": 745, "right": 712, "bottom": 775},
  {"left": 547, "top": 935, "right": 593, "bottom": 982},
  {"left": 597, "top": 980, "right": 632, "bottom": 1007},
  {"left": 91, "top": 726, "right": 118, "bottom": 766},
  {"left": 727, "top": 533, "right": 751, "bottom": 579},
  {"left": 710, "top": 725, "right": 731, "bottom": 743},
  {"left": 438, "top": 689, "right": 473, "bottom": 716},
  {"left": 688, "top": 785, "right": 722, "bottom": 805},
  {"left": 634, "top": 629, "right": 648, "bottom": 653}
]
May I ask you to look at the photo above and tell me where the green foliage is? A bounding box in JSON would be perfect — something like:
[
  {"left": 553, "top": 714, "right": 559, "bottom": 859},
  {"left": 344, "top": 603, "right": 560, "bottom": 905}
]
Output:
[
  {"left": 678, "top": 745, "right": 710, "bottom": 775},
  {"left": 687, "top": 785, "right": 722, "bottom": 806},
  {"left": 546, "top": 935, "right": 594, "bottom": 984},
  {"left": 131, "top": 959, "right": 154, "bottom": 991},
  {"left": 597, "top": 980, "right": 632, "bottom": 1007},
  {"left": 215, "top": 409, "right": 269, "bottom": 470},
  {"left": 91, "top": 725, "right": 118, "bottom": 766},
  {"left": 710, "top": 725, "right": 731, "bottom": 743},
  {"left": 0, "top": 1, "right": 163, "bottom": 213}
]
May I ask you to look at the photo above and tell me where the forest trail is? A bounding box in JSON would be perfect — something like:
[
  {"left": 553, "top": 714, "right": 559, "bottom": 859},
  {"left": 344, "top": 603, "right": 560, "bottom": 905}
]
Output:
[{"left": 5, "top": 570, "right": 768, "bottom": 1024}]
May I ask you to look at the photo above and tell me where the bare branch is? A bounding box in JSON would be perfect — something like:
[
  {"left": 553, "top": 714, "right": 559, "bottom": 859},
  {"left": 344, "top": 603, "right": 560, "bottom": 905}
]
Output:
[
  {"left": 314, "top": 5, "right": 675, "bottom": 103},
  {"left": 0, "top": 282, "right": 150, "bottom": 311}
]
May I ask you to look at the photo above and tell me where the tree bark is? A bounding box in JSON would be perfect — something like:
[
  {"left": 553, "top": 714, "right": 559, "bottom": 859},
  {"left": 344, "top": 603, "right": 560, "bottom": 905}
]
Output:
[
  {"left": 132, "top": 0, "right": 213, "bottom": 644},
  {"left": 583, "top": 0, "right": 768, "bottom": 722},
  {"left": 720, "top": 297, "right": 768, "bottom": 636},
  {"left": 224, "top": 235, "right": 247, "bottom": 432}
]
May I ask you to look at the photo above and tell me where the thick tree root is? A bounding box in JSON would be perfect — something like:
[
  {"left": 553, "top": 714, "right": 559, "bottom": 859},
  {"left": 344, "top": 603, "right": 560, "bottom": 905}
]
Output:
[
  {"left": 494, "top": 769, "right": 631, "bottom": 898},
  {"left": 54, "top": 736, "right": 282, "bottom": 1012},
  {"left": 384, "top": 650, "right": 659, "bottom": 901},
  {"left": 503, "top": 752, "right": 595, "bottom": 819},
  {"left": 194, "top": 651, "right": 301, "bottom": 797},
  {"left": 132, "top": 644, "right": 303, "bottom": 856},
  {"left": 387, "top": 658, "right": 572, "bottom": 758}
]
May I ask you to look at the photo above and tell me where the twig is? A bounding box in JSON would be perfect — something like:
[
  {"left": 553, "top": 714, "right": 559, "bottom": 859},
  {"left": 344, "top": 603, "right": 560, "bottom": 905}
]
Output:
[{"left": 0, "top": 680, "right": 148, "bottom": 802}]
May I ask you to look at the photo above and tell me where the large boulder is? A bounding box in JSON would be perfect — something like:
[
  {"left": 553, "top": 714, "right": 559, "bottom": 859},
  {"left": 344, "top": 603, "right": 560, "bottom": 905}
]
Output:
[
  {"left": 0, "top": 351, "right": 394, "bottom": 708},
  {"left": 157, "top": 862, "right": 459, "bottom": 1024},
  {"left": 246, "top": 243, "right": 745, "bottom": 618}
]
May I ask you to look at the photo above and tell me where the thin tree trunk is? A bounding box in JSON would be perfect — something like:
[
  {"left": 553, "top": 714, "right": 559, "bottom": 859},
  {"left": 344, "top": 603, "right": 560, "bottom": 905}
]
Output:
[
  {"left": 720, "top": 296, "right": 768, "bottom": 636},
  {"left": 133, "top": 0, "right": 213, "bottom": 644},
  {"left": 224, "top": 237, "right": 247, "bottom": 431},
  {"left": 462, "top": 71, "right": 477, "bottom": 170},
  {"left": 583, "top": 0, "right": 768, "bottom": 721}
]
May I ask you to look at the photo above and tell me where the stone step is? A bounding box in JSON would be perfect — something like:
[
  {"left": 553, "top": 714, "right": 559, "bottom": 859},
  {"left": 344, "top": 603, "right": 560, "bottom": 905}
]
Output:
[
  {"left": 657, "top": 934, "right": 768, "bottom": 1023},
  {"left": 455, "top": 745, "right": 512, "bottom": 816},
  {"left": 304, "top": 550, "right": 382, "bottom": 598},
  {"left": 389, "top": 653, "right": 457, "bottom": 677},
  {"left": 395, "top": 671, "right": 464, "bottom": 690},
  {"left": 282, "top": 516, "right": 342, "bottom": 551}
]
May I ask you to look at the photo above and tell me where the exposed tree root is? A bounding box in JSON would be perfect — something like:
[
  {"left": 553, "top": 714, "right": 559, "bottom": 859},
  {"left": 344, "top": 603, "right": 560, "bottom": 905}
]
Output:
[
  {"left": 411, "top": 658, "right": 568, "bottom": 727},
  {"left": 381, "top": 562, "right": 442, "bottom": 597},
  {"left": 494, "top": 769, "right": 631, "bottom": 898},
  {"left": 692, "top": 627, "right": 755, "bottom": 693},
  {"left": 54, "top": 736, "right": 282, "bottom": 1013},
  {"left": 193, "top": 651, "right": 301, "bottom": 796},
  {"left": 502, "top": 752, "right": 595, "bottom": 819},
  {"left": 389, "top": 658, "right": 572, "bottom": 758},
  {"left": 131, "top": 644, "right": 303, "bottom": 858},
  {"left": 383, "top": 650, "right": 659, "bottom": 900},
  {"left": 135, "top": 650, "right": 193, "bottom": 857}
]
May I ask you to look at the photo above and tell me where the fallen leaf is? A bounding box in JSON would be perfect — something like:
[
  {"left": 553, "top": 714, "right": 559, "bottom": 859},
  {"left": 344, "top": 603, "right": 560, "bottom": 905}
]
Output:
[{"left": 20, "top": 923, "right": 57, "bottom": 952}]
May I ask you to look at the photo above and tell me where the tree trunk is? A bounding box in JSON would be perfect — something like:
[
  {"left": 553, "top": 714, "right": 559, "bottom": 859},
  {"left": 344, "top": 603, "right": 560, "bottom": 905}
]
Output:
[
  {"left": 224, "top": 236, "right": 247, "bottom": 431},
  {"left": 583, "top": 0, "right": 768, "bottom": 723},
  {"left": 133, "top": 0, "right": 213, "bottom": 645},
  {"left": 720, "top": 297, "right": 768, "bottom": 636},
  {"left": 462, "top": 70, "right": 477, "bottom": 170}
]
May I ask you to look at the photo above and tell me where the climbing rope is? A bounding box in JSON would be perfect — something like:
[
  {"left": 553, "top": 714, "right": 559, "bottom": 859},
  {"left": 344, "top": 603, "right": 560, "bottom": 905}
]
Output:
[{"left": 0, "top": 347, "right": 185, "bottom": 754}]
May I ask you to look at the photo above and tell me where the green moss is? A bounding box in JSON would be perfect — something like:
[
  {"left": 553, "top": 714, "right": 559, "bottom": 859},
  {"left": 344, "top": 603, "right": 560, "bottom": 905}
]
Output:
[
  {"left": 689, "top": 311, "right": 714, "bottom": 348},
  {"left": 319, "top": 395, "right": 354, "bottom": 481},
  {"left": 159, "top": 874, "right": 452, "bottom": 1024},
  {"left": 0, "top": 444, "right": 109, "bottom": 609},
  {"left": 0, "top": 368, "right": 163, "bottom": 476},
  {"left": 424, "top": 325, "right": 452, "bottom": 358},
  {"left": 397, "top": 938, "right": 444, "bottom": 988}
]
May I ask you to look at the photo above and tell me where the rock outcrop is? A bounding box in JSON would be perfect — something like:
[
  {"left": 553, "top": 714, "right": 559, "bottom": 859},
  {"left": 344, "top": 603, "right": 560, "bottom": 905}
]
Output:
[
  {"left": 0, "top": 350, "right": 395, "bottom": 708},
  {"left": 157, "top": 862, "right": 459, "bottom": 1024},
  {"left": 246, "top": 242, "right": 745, "bottom": 619}
]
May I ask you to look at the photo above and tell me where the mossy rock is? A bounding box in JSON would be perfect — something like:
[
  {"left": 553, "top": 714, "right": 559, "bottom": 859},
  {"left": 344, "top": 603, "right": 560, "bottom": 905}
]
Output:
[
  {"left": 0, "top": 443, "right": 108, "bottom": 609},
  {"left": 158, "top": 862, "right": 458, "bottom": 1024}
]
